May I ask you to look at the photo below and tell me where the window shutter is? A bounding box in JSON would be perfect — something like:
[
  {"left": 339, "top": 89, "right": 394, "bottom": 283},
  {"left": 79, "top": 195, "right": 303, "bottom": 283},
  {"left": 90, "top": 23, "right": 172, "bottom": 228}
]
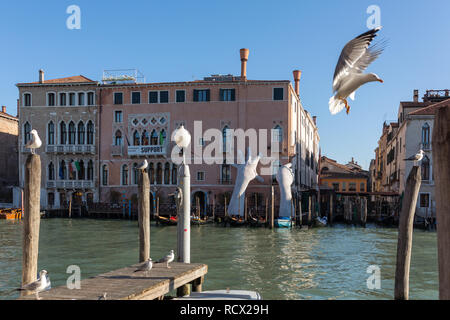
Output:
[
  {"left": 193, "top": 90, "right": 198, "bottom": 102},
  {"left": 206, "top": 89, "right": 210, "bottom": 101},
  {"left": 219, "top": 89, "right": 224, "bottom": 101},
  {"left": 231, "top": 89, "right": 235, "bottom": 101}
]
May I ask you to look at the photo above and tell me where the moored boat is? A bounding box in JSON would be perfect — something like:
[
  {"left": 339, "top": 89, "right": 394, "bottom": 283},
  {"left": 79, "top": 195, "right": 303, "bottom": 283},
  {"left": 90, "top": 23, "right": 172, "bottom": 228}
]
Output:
[
  {"left": 315, "top": 216, "right": 328, "bottom": 227},
  {"left": 157, "top": 215, "right": 177, "bottom": 226},
  {"left": 274, "top": 217, "right": 292, "bottom": 228},
  {"left": 0, "top": 208, "right": 22, "bottom": 220}
]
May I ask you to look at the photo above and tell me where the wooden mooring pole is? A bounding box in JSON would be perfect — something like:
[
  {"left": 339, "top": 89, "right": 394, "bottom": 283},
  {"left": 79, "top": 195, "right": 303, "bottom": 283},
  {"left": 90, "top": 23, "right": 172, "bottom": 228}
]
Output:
[
  {"left": 298, "top": 199, "right": 302, "bottom": 227},
  {"left": 432, "top": 104, "right": 450, "bottom": 300},
  {"left": 307, "top": 196, "right": 312, "bottom": 226},
  {"left": 394, "top": 166, "right": 421, "bottom": 300},
  {"left": 329, "top": 194, "right": 333, "bottom": 226},
  {"left": 22, "top": 154, "right": 41, "bottom": 296},
  {"left": 138, "top": 170, "right": 150, "bottom": 262},
  {"left": 270, "top": 186, "right": 274, "bottom": 229}
]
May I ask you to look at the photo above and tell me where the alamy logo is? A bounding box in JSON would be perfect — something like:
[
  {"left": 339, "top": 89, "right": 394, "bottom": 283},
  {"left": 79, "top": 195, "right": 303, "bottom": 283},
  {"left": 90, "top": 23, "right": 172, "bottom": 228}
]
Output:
[
  {"left": 66, "top": 5, "right": 81, "bottom": 30},
  {"left": 66, "top": 265, "right": 81, "bottom": 289},
  {"left": 366, "top": 265, "right": 381, "bottom": 290},
  {"left": 366, "top": 5, "right": 381, "bottom": 29}
]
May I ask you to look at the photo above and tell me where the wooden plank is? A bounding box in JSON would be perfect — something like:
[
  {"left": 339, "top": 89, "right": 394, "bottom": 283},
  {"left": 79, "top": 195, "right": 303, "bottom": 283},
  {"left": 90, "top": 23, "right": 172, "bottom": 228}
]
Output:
[{"left": 18, "top": 262, "right": 207, "bottom": 300}]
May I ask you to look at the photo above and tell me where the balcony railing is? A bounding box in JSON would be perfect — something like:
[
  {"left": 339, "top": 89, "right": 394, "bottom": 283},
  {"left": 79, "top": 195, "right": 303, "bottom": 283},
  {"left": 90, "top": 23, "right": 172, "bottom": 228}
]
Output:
[
  {"left": 217, "top": 179, "right": 233, "bottom": 185},
  {"left": 47, "top": 180, "right": 94, "bottom": 189},
  {"left": 46, "top": 144, "right": 95, "bottom": 154}
]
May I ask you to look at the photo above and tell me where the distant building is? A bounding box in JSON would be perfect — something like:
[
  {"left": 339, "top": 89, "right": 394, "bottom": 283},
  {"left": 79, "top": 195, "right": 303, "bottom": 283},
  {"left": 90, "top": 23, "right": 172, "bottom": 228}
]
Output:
[
  {"left": 371, "top": 89, "right": 450, "bottom": 219},
  {"left": 0, "top": 106, "right": 19, "bottom": 205},
  {"left": 319, "top": 156, "right": 369, "bottom": 194}
]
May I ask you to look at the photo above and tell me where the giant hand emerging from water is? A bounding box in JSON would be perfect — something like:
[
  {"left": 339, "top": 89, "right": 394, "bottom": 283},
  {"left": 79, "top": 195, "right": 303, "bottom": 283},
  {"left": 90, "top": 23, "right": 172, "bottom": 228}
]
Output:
[{"left": 276, "top": 160, "right": 295, "bottom": 218}]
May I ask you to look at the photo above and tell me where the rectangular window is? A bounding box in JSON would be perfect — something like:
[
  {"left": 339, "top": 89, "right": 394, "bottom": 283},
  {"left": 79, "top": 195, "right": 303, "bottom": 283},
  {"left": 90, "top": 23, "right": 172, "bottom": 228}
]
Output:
[
  {"left": 149, "top": 91, "right": 158, "bottom": 103},
  {"left": 24, "top": 93, "right": 31, "bottom": 106},
  {"left": 220, "top": 89, "right": 235, "bottom": 101},
  {"left": 273, "top": 88, "right": 284, "bottom": 100},
  {"left": 87, "top": 92, "right": 95, "bottom": 105},
  {"left": 69, "top": 93, "right": 76, "bottom": 106},
  {"left": 78, "top": 92, "right": 85, "bottom": 106},
  {"left": 332, "top": 183, "right": 340, "bottom": 191},
  {"left": 197, "top": 171, "right": 205, "bottom": 181},
  {"left": 114, "top": 92, "right": 123, "bottom": 105},
  {"left": 360, "top": 183, "right": 365, "bottom": 192},
  {"left": 176, "top": 90, "right": 185, "bottom": 103},
  {"left": 160, "top": 91, "right": 169, "bottom": 103},
  {"left": 48, "top": 93, "right": 55, "bottom": 106},
  {"left": 349, "top": 183, "right": 356, "bottom": 192},
  {"left": 420, "top": 193, "right": 430, "bottom": 208},
  {"left": 342, "top": 182, "right": 346, "bottom": 191},
  {"left": 131, "top": 92, "right": 141, "bottom": 104},
  {"left": 114, "top": 111, "right": 123, "bottom": 123},
  {"left": 59, "top": 93, "right": 66, "bottom": 106},
  {"left": 193, "top": 89, "right": 210, "bottom": 102}
]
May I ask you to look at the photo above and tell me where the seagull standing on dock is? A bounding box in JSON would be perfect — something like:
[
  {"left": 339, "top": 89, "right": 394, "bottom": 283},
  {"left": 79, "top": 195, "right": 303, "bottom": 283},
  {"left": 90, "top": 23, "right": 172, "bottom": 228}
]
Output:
[
  {"left": 404, "top": 149, "right": 424, "bottom": 166},
  {"left": 134, "top": 258, "right": 153, "bottom": 277},
  {"left": 25, "top": 129, "right": 42, "bottom": 154},
  {"left": 157, "top": 250, "right": 174, "bottom": 268},
  {"left": 329, "top": 27, "right": 385, "bottom": 115},
  {"left": 18, "top": 270, "right": 49, "bottom": 300}
]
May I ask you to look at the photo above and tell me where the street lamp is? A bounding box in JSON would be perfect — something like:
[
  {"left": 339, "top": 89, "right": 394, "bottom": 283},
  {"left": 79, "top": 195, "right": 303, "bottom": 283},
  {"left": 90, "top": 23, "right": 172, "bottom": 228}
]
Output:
[{"left": 172, "top": 125, "right": 191, "bottom": 263}]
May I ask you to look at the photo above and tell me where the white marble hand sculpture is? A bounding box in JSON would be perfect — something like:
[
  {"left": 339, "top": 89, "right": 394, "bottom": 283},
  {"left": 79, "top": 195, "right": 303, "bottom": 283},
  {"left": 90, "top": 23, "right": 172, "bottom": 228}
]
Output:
[
  {"left": 276, "top": 162, "right": 295, "bottom": 218},
  {"left": 228, "top": 149, "right": 264, "bottom": 217}
]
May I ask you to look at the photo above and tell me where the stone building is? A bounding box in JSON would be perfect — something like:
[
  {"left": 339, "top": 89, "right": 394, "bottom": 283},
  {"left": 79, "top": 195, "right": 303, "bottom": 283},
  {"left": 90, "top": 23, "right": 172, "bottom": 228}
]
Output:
[{"left": 16, "top": 71, "right": 99, "bottom": 209}]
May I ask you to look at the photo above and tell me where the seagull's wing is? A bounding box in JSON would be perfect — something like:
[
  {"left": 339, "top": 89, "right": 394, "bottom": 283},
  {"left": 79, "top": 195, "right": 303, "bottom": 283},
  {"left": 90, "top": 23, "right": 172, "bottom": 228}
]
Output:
[
  {"left": 404, "top": 154, "right": 418, "bottom": 161},
  {"left": 20, "top": 279, "right": 41, "bottom": 291},
  {"left": 332, "top": 27, "right": 382, "bottom": 93}
]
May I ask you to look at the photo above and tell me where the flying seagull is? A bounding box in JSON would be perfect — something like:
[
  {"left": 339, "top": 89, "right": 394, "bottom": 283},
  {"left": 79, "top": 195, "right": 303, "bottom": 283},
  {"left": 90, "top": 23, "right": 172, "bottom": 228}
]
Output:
[
  {"left": 137, "top": 159, "right": 148, "bottom": 171},
  {"left": 25, "top": 129, "right": 42, "bottom": 154},
  {"left": 405, "top": 150, "right": 424, "bottom": 166},
  {"left": 134, "top": 258, "right": 153, "bottom": 276},
  {"left": 17, "top": 270, "right": 50, "bottom": 300},
  {"left": 157, "top": 250, "right": 174, "bottom": 268},
  {"left": 329, "top": 27, "right": 385, "bottom": 115}
]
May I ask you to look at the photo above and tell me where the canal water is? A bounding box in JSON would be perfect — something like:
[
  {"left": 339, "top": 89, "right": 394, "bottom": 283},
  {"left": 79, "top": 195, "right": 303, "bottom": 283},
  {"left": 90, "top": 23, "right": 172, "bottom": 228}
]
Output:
[{"left": 0, "top": 219, "right": 438, "bottom": 300}]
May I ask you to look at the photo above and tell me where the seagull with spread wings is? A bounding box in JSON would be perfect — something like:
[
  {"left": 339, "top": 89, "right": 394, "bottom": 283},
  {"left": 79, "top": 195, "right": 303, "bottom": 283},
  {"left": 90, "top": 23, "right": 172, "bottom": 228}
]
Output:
[{"left": 329, "top": 27, "right": 385, "bottom": 115}]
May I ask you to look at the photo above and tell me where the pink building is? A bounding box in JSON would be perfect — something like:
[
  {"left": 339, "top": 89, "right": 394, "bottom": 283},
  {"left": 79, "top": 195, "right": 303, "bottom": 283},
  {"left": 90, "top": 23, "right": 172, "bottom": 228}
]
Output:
[{"left": 98, "top": 49, "right": 320, "bottom": 213}]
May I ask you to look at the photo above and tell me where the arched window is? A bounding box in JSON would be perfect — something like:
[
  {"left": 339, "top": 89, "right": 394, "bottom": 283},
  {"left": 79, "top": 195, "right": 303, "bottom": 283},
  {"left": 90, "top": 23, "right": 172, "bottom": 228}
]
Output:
[
  {"left": 78, "top": 160, "right": 85, "bottom": 180},
  {"left": 48, "top": 162, "right": 54, "bottom": 180},
  {"left": 60, "top": 122, "right": 67, "bottom": 144},
  {"left": 115, "top": 130, "right": 122, "bottom": 146},
  {"left": 102, "top": 165, "right": 108, "bottom": 186},
  {"left": 77, "top": 121, "right": 85, "bottom": 144},
  {"left": 149, "top": 162, "right": 155, "bottom": 184},
  {"left": 48, "top": 121, "right": 55, "bottom": 145},
  {"left": 59, "top": 160, "right": 66, "bottom": 180},
  {"left": 171, "top": 164, "right": 178, "bottom": 185},
  {"left": 24, "top": 122, "right": 31, "bottom": 144},
  {"left": 222, "top": 126, "right": 231, "bottom": 152},
  {"left": 156, "top": 163, "right": 162, "bottom": 184},
  {"left": 272, "top": 125, "right": 283, "bottom": 142},
  {"left": 69, "top": 160, "right": 76, "bottom": 180},
  {"left": 151, "top": 130, "right": 158, "bottom": 145},
  {"left": 133, "top": 163, "right": 138, "bottom": 185},
  {"left": 87, "top": 121, "right": 94, "bottom": 144},
  {"left": 160, "top": 129, "right": 166, "bottom": 145},
  {"left": 133, "top": 130, "right": 140, "bottom": 146},
  {"left": 68, "top": 121, "right": 76, "bottom": 145},
  {"left": 422, "top": 155, "right": 430, "bottom": 181},
  {"left": 141, "top": 130, "right": 149, "bottom": 145},
  {"left": 47, "top": 92, "right": 56, "bottom": 106},
  {"left": 164, "top": 162, "right": 170, "bottom": 184},
  {"left": 422, "top": 123, "right": 430, "bottom": 148},
  {"left": 122, "top": 164, "right": 128, "bottom": 185},
  {"left": 87, "top": 160, "right": 93, "bottom": 180}
]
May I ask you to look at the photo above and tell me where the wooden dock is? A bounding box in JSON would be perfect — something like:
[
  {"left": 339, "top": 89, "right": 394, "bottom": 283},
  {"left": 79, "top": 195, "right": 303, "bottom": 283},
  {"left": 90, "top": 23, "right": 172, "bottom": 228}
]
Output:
[{"left": 18, "top": 262, "right": 207, "bottom": 300}]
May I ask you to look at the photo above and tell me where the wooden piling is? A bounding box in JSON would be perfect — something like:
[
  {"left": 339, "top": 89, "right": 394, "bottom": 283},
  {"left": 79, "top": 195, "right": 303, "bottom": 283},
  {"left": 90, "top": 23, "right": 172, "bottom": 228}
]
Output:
[
  {"left": 156, "top": 197, "right": 160, "bottom": 217},
  {"left": 192, "top": 276, "right": 204, "bottom": 293},
  {"left": 244, "top": 195, "right": 248, "bottom": 222},
  {"left": 432, "top": 104, "right": 450, "bottom": 300},
  {"left": 362, "top": 197, "right": 367, "bottom": 227},
  {"left": 307, "top": 196, "right": 312, "bottom": 226},
  {"left": 394, "top": 166, "right": 421, "bottom": 300},
  {"left": 298, "top": 199, "right": 303, "bottom": 227},
  {"left": 265, "top": 197, "right": 268, "bottom": 224},
  {"left": 22, "top": 154, "right": 41, "bottom": 296},
  {"left": 224, "top": 196, "right": 228, "bottom": 217},
  {"left": 329, "top": 194, "right": 333, "bottom": 226},
  {"left": 270, "top": 186, "right": 274, "bottom": 229},
  {"left": 68, "top": 198, "right": 72, "bottom": 218},
  {"left": 212, "top": 196, "right": 215, "bottom": 221},
  {"left": 138, "top": 170, "right": 150, "bottom": 262}
]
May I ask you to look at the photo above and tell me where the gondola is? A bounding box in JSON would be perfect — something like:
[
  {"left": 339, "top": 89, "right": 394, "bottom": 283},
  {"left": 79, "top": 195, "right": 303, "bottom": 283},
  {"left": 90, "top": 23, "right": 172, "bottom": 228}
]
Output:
[
  {"left": 157, "top": 215, "right": 177, "bottom": 226},
  {"left": 228, "top": 215, "right": 247, "bottom": 227},
  {"left": 191, "top": 215, "right": 208, "bottom": 225}
]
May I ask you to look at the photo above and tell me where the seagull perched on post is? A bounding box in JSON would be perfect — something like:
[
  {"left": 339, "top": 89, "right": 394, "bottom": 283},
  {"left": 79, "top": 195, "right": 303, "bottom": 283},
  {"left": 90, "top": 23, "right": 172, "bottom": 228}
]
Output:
[
  {"left": 157, "top": 250, "right": 174, "bottom": 268},
  {"left": 25, "top": 129, "right": 42, "bottom": 154},
  {"left": 329, "top": 27, "right": 385, "bottom": 115},
  {"left": 133, "top": 258, "right": 153, "bottom": 277},
  {"left": 405, "top": 150, "right": 424, "bottom": 166},
  {"left": 137, "top": 159, "right": 148, "bottom": 171},
  {"left": 17, "top": 270, "right": 50, "bottom": 300}
]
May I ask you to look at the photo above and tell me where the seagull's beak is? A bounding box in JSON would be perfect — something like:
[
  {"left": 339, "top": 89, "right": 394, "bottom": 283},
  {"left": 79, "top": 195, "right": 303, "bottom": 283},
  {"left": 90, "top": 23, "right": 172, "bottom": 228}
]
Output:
[{"left": 378, "top": 79, "right": 384, "bottom": 83}]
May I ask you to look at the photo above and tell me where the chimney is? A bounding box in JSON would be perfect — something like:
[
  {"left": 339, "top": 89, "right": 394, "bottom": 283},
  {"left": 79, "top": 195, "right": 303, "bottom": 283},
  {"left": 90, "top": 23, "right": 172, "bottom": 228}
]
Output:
[
  {"left": 413, "top": 89, "right": 419, "bottom": 102},
  {"left": 312, "top": 116, "right": 317, "bottom": 125},
  {"left": 1, "top": 106, "right": 6, "bottom": 113},
  {"left": 39, "top": 69, "right": 44, "bottom": 83},
  {"left": 292, "top": 70, "right": 302, "bottom": 97},
  {"left": 240, "top": 48, "right": 249, "bottom": 80}
]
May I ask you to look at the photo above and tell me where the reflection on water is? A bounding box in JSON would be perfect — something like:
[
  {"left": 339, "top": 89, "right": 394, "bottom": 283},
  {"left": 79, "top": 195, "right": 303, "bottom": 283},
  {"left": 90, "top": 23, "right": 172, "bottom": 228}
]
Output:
[{"left": 0, "top": 219, "right": 438, "bottom": 300}]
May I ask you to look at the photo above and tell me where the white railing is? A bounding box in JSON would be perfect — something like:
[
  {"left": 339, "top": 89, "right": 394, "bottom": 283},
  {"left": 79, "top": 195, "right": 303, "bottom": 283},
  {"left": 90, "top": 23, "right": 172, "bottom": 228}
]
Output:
[
  {"left": 46, "top": 144, "right": 95, "bottom": 154},
  {"left": 47, "top": 180, "right": 94, "bottom": 189}
]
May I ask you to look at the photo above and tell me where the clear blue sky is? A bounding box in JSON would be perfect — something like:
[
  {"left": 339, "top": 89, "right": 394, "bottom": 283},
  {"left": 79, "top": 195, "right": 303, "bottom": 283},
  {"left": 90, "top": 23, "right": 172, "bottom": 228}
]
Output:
[{"left": 1, "top": 0, "right": 449, "bottom": 169}]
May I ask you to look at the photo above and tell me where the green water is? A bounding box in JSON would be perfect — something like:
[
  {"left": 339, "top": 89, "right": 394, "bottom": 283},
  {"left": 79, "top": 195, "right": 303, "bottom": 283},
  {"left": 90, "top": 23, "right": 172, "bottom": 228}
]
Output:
[{"left": 0, "top": 219, "right": 438, "bottom": 300}]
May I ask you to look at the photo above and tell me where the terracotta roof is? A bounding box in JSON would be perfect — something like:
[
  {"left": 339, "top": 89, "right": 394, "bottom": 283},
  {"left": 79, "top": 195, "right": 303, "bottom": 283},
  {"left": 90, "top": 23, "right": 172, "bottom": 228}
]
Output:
[
  {"left": 0, "top": 111, "right": 18, "bottom": 121},
  {"left": 18, "top": 75, "right": 96, "bottom": 85},
  {"left": 408, "top": 98, "right": 450, "bottom": 116}
]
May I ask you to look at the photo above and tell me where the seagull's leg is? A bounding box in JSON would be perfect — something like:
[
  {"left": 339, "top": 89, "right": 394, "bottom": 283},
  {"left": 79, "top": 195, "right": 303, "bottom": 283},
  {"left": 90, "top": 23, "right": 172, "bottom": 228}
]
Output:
[
  {"left": 344, "top": 99, "right": 350, "bottom": 114},
  {"left": 35, "top": 292, "right": 41, "bottom": 300}
]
